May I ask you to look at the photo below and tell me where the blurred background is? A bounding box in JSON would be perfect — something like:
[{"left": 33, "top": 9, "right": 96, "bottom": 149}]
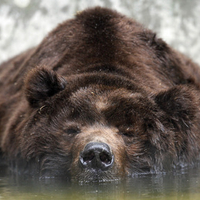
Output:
[{"left": 0, "top": 0, "right": 200, "bottom": 65}]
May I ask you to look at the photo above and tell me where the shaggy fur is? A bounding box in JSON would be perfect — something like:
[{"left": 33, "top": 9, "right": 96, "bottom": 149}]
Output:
[{"left": 0, "top": 7, "right": 200, "bottom": 182}]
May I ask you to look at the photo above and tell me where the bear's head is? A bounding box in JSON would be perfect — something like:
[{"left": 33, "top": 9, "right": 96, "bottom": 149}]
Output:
[{"left": 8, "top": 67, "right": 198, "bottom": 182}]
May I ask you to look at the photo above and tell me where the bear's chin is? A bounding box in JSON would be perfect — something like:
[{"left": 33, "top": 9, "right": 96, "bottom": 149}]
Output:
[{"left": 71, "top": 168, "right": 121, "bottom": 183}]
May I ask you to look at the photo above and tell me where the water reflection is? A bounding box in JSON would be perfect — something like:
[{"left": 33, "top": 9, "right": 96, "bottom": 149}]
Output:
[{"left": 0, "top": 166, "right": 200, "bottom": 200}]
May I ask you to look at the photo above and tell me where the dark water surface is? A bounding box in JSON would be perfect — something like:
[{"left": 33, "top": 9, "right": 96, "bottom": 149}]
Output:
[{"left": 0, "top": 166, "right": 200, "bottom": 200}]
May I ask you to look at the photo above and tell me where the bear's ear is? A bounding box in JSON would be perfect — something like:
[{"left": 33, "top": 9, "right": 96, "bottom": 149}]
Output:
[
  {"left": 24, "top": 67, "right": 67, "bottom": 108},
  {"left": 154, "top": 86, "right": 198, "bottom": 127}
]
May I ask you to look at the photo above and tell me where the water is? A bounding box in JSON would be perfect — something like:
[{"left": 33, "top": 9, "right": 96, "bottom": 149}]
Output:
[
  {"left": 1, "top": 0, "right": 200, "bottom": 199},
  {"left": 0, "top": 165, "right": 200, "bottom": 199}
]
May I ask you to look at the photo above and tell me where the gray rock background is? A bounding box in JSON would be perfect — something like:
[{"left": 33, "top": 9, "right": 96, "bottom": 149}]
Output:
[{"left": 0, "top": 0, "right": 200, "bottom": 65}]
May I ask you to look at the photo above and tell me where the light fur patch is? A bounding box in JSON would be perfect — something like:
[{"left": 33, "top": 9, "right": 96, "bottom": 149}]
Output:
[{"left": 95, "top": 99, "right": 108, "bottom": 111}]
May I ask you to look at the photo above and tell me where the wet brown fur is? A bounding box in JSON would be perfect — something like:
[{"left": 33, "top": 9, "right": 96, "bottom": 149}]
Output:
[{"left": 0, "top": 7, "right": 200, "bottom": 181}]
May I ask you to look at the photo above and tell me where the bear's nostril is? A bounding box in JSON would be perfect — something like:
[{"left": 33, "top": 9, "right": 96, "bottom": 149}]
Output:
[
  {"left": 83, "top": 151, "right": 95, "bottom": 162},
  {"left": 99, "top": 152, "right": 111, "bottom": 164},
  {"left": 80, "top": 142, "right": 114, "bottom": 171}
]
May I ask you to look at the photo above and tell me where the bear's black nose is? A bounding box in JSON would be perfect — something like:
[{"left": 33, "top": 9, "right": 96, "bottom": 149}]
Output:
[{"left": 80, "top": 142, "right": 114, "bottom": 171}]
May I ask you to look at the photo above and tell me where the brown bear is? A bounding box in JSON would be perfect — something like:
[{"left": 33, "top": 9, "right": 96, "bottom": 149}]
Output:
[{"left": 0, "top": 7, "right": 200, "bottom": 182}]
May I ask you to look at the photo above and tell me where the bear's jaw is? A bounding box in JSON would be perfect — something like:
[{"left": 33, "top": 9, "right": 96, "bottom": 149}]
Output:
[{"left": 71, "top": 168, "right": 122, "bottom": 183}]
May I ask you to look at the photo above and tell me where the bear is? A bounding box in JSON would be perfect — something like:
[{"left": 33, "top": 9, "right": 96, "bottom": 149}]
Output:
[{"left": 0, "top": 7, "right": 200, "bottom": 182}]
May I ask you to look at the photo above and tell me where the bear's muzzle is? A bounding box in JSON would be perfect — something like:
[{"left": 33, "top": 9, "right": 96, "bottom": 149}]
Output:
[{"left": 80, "top": 142, "right": 114, "bottom": 171}]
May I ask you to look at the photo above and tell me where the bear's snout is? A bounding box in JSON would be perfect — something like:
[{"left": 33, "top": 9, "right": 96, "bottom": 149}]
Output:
[
  {"left": 70, "top": 126, "right": 126, "bottom": 182},
  {"left": 79, "top": 142, "right": 114, "bottom": 171}
]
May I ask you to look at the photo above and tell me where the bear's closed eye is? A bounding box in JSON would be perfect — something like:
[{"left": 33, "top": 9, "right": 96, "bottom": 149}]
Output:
[
  {"left": 121, "top": 131, "right": 133, "bottom": 137},
  {"left": 64, "top": 127, "right": 80, "bottom": 135}
]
